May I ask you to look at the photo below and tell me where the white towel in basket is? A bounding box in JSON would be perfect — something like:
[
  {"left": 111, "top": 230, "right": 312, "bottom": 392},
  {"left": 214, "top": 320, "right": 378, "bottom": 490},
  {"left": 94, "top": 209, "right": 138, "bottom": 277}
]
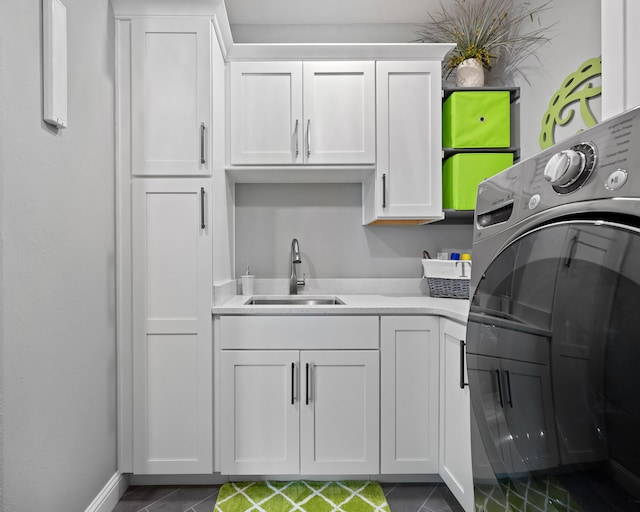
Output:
[{"left": 422, "top": 259, "right": 471, "bottom": 280}]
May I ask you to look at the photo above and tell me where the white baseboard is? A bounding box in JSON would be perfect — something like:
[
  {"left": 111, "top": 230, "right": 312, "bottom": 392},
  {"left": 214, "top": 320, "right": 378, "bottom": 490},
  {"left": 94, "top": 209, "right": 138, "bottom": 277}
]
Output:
[{"left": 85, "top": 472, "right": 130, "bottom": 512}]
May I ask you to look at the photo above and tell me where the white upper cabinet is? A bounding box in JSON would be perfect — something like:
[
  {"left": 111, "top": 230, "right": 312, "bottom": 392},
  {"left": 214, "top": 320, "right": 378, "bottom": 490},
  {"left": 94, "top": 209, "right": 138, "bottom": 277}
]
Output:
[
  {"left": 302, "top": 62, "right": 375, "bottom": 165},
  {"left": 230, "top": 62, "right": 303, "bottom": 165},
  {"left": 131, "top": 18, "right": 211, "bottom": 175},
  {"left": 364, "top": 61, "right": 443, "bottom": 224},
  {"left": 230, "top": 61, "right": 375, "bottom": 166}
]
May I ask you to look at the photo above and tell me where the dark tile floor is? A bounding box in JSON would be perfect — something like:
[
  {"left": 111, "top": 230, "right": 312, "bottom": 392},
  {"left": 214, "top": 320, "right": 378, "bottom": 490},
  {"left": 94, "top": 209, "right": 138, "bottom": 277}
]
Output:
[{"left": 113, "top": 482, "right": 464, "bottom": 512}]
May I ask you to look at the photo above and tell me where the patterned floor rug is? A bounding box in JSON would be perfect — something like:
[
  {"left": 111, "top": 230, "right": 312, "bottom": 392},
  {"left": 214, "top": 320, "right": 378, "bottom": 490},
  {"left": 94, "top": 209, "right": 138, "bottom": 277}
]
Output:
[{"left": 214, "top": 480, "right": 390, "bottom": 512}]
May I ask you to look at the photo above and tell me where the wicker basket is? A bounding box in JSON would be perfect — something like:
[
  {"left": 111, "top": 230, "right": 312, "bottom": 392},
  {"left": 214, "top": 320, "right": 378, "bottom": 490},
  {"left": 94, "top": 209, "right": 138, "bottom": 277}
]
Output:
[
  {"left": 426, "top": 277, "right": 469, "bottom": 299},
  {"left": 422, "top": 259, "right": 470, "bottom": 299}
]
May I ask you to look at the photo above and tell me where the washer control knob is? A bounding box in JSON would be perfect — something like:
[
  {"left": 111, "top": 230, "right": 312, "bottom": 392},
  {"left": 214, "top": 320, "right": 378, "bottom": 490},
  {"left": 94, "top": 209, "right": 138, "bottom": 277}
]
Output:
[{"left": 544, "top": 149, "right": 585, "bottom": 187}]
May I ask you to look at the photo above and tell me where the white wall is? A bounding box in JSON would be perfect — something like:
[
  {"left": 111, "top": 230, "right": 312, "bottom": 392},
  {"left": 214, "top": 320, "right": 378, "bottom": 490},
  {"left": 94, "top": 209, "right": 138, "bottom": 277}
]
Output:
[
  {"left": 0, "top": 1, "right": 117, "bottom": 511},
  {"left": 235, "top": 184, "right": 473, "bottom": 278}
]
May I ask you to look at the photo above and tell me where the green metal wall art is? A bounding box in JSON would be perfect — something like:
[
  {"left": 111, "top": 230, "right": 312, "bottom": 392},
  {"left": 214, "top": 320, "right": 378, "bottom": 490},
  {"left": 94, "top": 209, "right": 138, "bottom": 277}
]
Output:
[{"left": 539, "top": 56, "right": 602, "bottom": 149}]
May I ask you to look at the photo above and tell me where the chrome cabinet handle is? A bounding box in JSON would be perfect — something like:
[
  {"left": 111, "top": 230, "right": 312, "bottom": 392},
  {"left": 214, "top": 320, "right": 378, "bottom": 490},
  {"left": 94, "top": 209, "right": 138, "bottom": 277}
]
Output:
[
  {"left": 291, "top": 362, "right": 296, "bottom": 405},
  {"left": 495, "top": 369, "right": 504, "bottom": 408},
  {"left": 200, "top": 122, "right": 206, "bottom": 164},
  {"left": 382, "top": 173, "right": 387, "bottom": 209},
  {"left": 459, "top": 339, "right": 468, "bottom": 389},
  {"left": 294, "top": 119, "right": 299, "bottom": 158},
  {"left": 305, "top": 363, "right": 310, "bottom": 405},
  {"left": 505, "top": 370, "right": 513, "bottom": 407},
  {"left": 306, "top": 119, "right": 311, "bottom": 159},
  {"left": 200, "top": 187, "right": 205, "bottom": 229}
]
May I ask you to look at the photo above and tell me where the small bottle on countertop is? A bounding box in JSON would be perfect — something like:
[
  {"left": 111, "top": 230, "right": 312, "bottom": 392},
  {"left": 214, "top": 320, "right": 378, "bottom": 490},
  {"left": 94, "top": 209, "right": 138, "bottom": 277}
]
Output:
[{"left": 241, "top": 265, "right": 255, "bottom": 296}]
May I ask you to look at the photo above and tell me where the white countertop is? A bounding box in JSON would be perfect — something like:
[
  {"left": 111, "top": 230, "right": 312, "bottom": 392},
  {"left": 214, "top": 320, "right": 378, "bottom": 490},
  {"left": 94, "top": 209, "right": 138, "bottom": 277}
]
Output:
[{"left": 212, "top": 294, "right": 470, "bottom": 324}]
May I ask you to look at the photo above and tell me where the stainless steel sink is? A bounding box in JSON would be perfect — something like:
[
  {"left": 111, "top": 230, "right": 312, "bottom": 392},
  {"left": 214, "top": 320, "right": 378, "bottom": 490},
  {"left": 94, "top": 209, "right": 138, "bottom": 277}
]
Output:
[{"left": 244, "top": 296, "right": 345, "bottom": 306}]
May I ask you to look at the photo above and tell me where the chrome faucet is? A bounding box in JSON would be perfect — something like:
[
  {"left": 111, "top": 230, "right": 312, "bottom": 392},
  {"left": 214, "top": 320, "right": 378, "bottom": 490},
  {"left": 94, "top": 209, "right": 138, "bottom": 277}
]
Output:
[{"left": 289, "top": 238, "right": 306, "bottom": 294}]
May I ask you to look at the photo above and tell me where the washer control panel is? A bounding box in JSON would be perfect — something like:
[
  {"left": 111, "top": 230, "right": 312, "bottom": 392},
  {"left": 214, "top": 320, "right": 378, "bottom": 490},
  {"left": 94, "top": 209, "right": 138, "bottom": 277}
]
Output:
[{"left": 543, "top": 142, "right": 597, "bottom": 194}]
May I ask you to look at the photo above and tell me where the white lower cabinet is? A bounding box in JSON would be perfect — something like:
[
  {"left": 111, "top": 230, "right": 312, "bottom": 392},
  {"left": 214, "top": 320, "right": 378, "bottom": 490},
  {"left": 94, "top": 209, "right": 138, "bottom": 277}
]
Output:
[
  {"left": 218, "top": 315, "right": 380, "bottom": 476},
  {"left": 439, "top": 318, "right": 474, "bottom": 512},
  {"left": 217, "top": 314, "right": 475, "bottom": 512},
  {"left": 220, "top": 349, "right": 379, "bottom": 475},
  {"left": 380, "top": 316, "right": 440, "bottom": 474},
  {"left": 132, "top": 179, "right": 212, "bottom": 474},
  {"left": 220, "top": 350, "right": 300, "bottom": 474}
]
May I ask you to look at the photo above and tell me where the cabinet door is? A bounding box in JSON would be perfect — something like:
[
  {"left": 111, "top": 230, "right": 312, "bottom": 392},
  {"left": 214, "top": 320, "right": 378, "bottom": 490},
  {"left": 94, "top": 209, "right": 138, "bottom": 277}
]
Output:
[
  {"left": 132, "top": 179, "right": 212, "bottom": 474},
  {"left": 439, "top": 319, "right": 474, "bottom": 512},
  {"left": 501, "top": 359, "right": 559, "bottom": 472},
  {"left": 467, "top": 354, "right": 513, "bottom": 474},
  {"left": 303, "top": 61, "right": 375, "bottom": 165},
  {"left": 375, "top": 61, "right": 442, "bottom": 220},
  {"left": 468, "top": 356, "right": 560, "bottom": 475},
  {"left": 230, "top": 62, "right": 303, "bottom": 165},
  {"left": 300, "top": 350, "right": 379, "bottom": 474},
  {"left": 220, "top": 350, "right": 300, "bottom": 475},
  {"left": 381, "top": 316, "right": 439, "bottom": 474},
  {"left": 131, "top": 18, "right": 211, "bottom": 175}
]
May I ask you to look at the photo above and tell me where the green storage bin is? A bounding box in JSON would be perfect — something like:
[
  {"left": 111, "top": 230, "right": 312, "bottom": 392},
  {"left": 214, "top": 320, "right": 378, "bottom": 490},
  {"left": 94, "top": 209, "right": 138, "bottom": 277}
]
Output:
[
  {"left": 443, "top": 153, "right": 514, "bottom": 210},
  {"left": 443, "top": 91, "right": 511, "bottom": 148}
]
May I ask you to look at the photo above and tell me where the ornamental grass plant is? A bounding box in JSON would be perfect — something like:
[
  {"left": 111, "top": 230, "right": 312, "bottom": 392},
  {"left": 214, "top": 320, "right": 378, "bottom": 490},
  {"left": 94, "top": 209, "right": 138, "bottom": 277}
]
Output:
[{"left": 416, "top": 0, "right": 553, "bottom": 81}]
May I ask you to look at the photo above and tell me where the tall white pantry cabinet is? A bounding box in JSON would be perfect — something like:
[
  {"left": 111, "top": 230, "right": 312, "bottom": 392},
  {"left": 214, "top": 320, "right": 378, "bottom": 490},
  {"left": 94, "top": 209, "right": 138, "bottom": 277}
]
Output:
[{"left": 116, "top": 13, "right": 215, "bottom": 474}]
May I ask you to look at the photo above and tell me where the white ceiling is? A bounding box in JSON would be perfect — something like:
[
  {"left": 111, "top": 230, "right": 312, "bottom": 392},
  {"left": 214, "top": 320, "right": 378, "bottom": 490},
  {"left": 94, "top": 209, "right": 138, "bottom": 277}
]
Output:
[{"left": 225, "top": 0, "right": 442, "bottom": 25}]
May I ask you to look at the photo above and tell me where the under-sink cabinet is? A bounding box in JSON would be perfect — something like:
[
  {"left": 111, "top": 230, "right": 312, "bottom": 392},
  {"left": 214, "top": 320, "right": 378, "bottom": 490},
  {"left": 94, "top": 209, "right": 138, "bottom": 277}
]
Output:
[
  {"left": 380, "top": 316, "right": 440, "bottom": 474},
  {"left": 218, "top": 316, "right": 380, "bottom": 475},
  {"left": 229, "top": 61, "right": 375, "bottom": 166}
]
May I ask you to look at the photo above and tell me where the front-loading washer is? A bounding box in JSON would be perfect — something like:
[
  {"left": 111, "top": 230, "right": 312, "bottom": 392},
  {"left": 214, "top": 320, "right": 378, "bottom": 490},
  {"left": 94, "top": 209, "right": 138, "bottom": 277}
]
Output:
[{"left": 467, "top": 105, "right": 640, "bottom": 511}]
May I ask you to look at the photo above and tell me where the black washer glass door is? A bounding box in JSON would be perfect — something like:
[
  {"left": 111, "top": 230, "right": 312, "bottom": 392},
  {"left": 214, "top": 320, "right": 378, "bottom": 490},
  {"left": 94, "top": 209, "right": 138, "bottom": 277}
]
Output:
[{"left": 467, "top": 219, "right": 640, "bottom": 512}]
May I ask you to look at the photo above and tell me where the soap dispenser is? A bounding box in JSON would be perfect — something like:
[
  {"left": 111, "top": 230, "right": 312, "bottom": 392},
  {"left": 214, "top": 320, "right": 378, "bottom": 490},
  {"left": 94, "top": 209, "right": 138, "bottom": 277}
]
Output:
[{"left": 241, "top": 265, "right": 255, "bottom": 296}]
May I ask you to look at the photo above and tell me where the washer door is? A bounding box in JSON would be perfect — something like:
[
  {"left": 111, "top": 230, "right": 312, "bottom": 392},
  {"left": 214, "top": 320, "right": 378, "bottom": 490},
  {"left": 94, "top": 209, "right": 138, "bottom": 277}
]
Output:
[{"left": 467, "top": 219, "right": 640, "bottom": 511}]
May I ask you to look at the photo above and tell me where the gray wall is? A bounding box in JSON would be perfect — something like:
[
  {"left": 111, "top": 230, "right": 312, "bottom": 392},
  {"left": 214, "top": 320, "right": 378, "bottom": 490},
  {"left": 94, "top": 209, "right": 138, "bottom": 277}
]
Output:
[
  {"left": 1, "top": 1, "right": 117, "bottom": 510},
  {"left": 509, "top": 0, "right": 602, "bottom": 158},
  {"left": 231, "top": 23, "right": 418, "bottom": 43},
  {"left": 235, "top": 184, "right": 474, "bottom": 278}
]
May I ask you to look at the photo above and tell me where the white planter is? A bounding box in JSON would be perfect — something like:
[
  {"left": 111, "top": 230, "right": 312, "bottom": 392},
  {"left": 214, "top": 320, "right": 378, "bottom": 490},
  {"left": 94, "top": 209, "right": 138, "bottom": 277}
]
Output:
[{"left": 456, "top": 58, "right": 485, "bottom": 87}]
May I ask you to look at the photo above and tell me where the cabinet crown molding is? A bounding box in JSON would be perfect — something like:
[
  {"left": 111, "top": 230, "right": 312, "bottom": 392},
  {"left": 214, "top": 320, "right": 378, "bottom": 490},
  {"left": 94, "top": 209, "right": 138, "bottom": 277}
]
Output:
[{"left": 227, "top": 43, "right": 455, "bottom": 62}]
